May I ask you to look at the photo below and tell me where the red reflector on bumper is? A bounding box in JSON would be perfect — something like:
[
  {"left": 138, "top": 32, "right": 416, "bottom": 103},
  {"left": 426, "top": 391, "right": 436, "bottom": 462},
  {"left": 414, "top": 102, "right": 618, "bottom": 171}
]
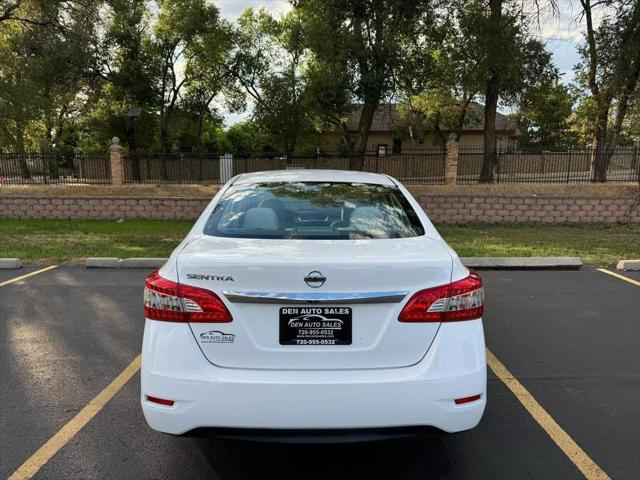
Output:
[
  {"left": 146, "top": 395, "right": 174, "bottom": 406},
  {"left": 455, "top": 394, "right": 481, "bottom": 405}
]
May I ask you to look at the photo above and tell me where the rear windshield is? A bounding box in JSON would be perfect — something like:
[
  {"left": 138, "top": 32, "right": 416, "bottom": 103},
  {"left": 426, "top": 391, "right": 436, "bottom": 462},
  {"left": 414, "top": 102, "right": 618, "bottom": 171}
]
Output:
[{"left": 203, "top": 182, "right": 425, "bottom": 240}]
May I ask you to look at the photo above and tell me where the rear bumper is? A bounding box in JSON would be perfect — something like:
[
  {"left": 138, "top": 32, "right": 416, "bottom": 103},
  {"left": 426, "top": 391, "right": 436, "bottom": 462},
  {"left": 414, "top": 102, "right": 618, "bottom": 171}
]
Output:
[
  {"left": 183, "top": 426, "right": 445, "bottom": 443},
  {"left": 141, "top": 319, "right": 486, "bottom": 435}
]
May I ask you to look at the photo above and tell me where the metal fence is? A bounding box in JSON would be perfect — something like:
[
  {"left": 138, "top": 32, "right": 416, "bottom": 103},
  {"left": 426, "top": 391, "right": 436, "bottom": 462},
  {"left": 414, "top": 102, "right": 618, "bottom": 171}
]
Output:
[
  {"left": 457, "top": 147, "right": 640, "bottom": 184},
  {"left": 123, "top": 152, "right": 222, "bottom": 184},
  {"left": 0, "top": 150, "right": 110, "bottom": 185},
  {"left": 122, "top": 149, "right": 448, "bottom": 185},
  {"left": 2, "top": 147, "right": 639, "bottom": 186}
]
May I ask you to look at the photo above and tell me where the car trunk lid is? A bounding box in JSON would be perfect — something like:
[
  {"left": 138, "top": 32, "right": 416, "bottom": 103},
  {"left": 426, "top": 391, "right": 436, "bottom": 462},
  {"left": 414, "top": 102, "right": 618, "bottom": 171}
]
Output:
[{"left": 178, "top": 235, "right": 453, "bottom": 370}]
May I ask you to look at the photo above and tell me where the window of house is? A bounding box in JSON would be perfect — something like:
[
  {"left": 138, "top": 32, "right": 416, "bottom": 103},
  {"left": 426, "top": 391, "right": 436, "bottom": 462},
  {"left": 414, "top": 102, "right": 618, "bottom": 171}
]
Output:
[
  {"left": 392, "top": 138, "right": 402, "bottom": 154},
  {"left": 377, "top": 144, "right": 387, "bottom": 156}
]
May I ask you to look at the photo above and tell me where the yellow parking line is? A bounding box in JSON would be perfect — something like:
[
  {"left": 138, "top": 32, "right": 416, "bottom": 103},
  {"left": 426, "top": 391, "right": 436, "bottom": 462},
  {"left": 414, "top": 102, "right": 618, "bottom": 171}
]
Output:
[
  {"left": 596, "top": 268, "right": 640, "bottom": 287},
  {"left": 0, "top": 265, "right": 58, "bottom": 287},
  {"left": 486, "top": 348, "right": 611, "bottom": 480},
  {"left": 8, "top": 355, "right": 141, "bottom": 480}
]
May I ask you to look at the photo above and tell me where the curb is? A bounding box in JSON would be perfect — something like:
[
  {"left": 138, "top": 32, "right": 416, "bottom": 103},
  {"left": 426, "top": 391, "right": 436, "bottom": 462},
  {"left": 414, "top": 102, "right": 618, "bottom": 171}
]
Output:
[
  {"left": 616, "top": 259, "right": 640, "bottom": 271},
  {"left": 461, "top": 257, "right": 582, "bottom": 269},
  {"left": 0, "top": 258, "right": 22, "bottom": 269},
  {"left": 86, "top": 257, "right": 167, "bottom": 269},
  {"left": 84, "top": 256, "right": 582, "bottom": 270}
]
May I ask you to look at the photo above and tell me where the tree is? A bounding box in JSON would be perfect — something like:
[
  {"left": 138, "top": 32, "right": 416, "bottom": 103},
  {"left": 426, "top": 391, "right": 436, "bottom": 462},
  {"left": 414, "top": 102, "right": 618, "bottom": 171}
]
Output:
[
  {"left": 0, "top": 1, "right": 20, "bottom": 22},
  {"left": 0, "top": 21, "right": 44, "bottom": 180},
  {"left": 297, "top": 0, "right": 434, "bottom": 168},
  {"left": 304, "top": 57, "right": 355, "bottom": 151},
  {"left": 184, "top": 18, "right": 236, "bottom": 153},
  {"left": 231, "top": 8, "right": 312, "bottom": 157},
  {"left": 102, "top": 0, "right": 158, "bottom": 146},
  {"left": 467, "top": 0, "right": 558, "bottom": 181},
  {"left": 68, "top": 0, "right": 159, "bottom": 180},
  {"left": 514, "top": 77, "right": 575, "bottom": 148},
  {"left": 478, "top": 0, "right": 504, "bottom": 182},
  {"left": 575, "top": 0, "right": 640, "bottom": 181},
  {"left": 0, "top": 0, "right": 103, "bottom": 177},
  {"left": 153, "top": 0, "right": 222, "bottom": 153},
  {"left": 224, "top": 120, "right": 273, "bottom": 156},
  {"left": 0, "top": 0, "right": 88, "bottom": 28},
  {"left": 397, "top": 3, "right": 487, "bottom": 146}
]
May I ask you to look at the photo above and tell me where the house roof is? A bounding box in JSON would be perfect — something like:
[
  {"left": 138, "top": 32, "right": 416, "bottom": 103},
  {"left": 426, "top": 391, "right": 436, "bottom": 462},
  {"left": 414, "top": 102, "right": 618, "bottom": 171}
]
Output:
[{"left": 343, "top": 103, "right": 518, "bottom": 133}]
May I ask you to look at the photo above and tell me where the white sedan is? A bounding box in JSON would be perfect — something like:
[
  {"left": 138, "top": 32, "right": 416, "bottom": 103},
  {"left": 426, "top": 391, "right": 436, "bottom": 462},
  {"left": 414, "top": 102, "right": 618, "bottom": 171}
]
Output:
[{"left": 141, "top": 169, "right": 486, "bottom": 442}]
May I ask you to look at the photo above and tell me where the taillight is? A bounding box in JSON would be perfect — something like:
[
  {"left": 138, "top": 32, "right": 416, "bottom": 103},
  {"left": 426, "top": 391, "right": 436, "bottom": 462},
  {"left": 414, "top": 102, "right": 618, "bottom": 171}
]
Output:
[
  {"left": 144, "top": 271, "right": 232, "bottom": 322},
  {"left": 399, "top": 273, "right": 484, "bottom": 322}
]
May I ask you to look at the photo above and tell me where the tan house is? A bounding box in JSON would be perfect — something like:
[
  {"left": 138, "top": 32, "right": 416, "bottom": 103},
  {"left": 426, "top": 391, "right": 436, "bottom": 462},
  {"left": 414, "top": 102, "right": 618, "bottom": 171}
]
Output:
[{"left": 316, "top": 103, "right": 520, "bottom": 154}]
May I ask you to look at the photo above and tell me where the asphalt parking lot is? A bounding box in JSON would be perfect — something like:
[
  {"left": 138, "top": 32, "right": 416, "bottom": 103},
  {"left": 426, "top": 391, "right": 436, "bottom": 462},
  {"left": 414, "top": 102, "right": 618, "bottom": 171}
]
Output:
[{"left": 1, "top": 266, "right": 638, "bottom": 479}]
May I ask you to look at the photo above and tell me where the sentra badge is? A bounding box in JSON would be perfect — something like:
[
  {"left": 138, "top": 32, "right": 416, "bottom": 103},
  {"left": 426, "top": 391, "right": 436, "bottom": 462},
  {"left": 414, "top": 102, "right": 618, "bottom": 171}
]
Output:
[{"left": 186, "top": 273, "right": 234, "bottom": 281}]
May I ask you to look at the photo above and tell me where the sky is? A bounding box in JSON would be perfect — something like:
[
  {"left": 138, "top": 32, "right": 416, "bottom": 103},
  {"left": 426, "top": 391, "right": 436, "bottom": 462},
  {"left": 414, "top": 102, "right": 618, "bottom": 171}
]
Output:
[{"left": 216, "top": 0, "right": 594, "bottom": 126}]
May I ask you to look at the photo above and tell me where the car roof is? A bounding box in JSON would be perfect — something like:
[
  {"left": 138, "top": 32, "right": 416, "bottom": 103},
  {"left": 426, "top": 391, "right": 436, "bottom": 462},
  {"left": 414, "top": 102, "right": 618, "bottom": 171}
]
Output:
[{"left": 232, "top": 169, "right": 397, "bottom": 186}]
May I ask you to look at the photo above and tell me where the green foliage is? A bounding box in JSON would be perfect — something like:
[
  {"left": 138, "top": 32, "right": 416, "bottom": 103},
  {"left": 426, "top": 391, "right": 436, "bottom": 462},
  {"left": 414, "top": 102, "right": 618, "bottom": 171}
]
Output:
[
  {"left": 572, "top": 0, "right": 640, "bottom": 179},
  {"left": 223, "top": 120, "right": 274, "bottom": 156},
  {"left": 0, "top": 0, "right": 637, "bottom": 158},
  {"left": 297, "top": 0, "right": 436, "bottom": 154},
  {"left": 397, "top": 0, "right": 561, "bottom": 148},
  {"left": 0, "top": 1, "right": 103, "bottom": 151},
  {"left": 515, "top": 78, "right": 576, "bottom": 148},
  {"left": 574, "top": 3, "right": 639, "bottom": 144},
  {"left": 231, "top": 8, "right": 314, "bottom": 155}
]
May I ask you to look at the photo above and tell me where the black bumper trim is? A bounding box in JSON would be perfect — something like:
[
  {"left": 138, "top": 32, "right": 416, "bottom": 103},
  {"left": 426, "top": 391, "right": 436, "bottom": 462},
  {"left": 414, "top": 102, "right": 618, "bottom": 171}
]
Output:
[{"left": 180, "top": 426, "right": 445, "bottom": 443}]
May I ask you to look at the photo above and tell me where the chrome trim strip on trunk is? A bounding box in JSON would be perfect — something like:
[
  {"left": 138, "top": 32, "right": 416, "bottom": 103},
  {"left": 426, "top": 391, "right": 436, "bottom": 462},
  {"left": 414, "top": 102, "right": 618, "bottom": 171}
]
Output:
[{"left": 222, "top": 290, "right": 408, "bottom": 304}]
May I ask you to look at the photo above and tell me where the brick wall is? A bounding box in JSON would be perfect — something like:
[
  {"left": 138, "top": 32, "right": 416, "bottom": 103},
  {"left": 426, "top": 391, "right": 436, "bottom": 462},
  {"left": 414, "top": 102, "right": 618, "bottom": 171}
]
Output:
[
  {"left": 1, "top": 190, "right": 638, "bottom": 223},
  {"left": 411, "top": 193, "right": 639, "bottom": 223},
  {"left": 0, "top": 196, "right": 210, "bottom": 220}
]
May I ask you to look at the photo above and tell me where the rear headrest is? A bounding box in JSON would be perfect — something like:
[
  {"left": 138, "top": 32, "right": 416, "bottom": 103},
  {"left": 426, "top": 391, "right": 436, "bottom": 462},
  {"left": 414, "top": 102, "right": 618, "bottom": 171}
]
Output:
[
  {"left": 259, "top": 197, "right": 287, "bottom": 223},
  {"left": 242, "top": 207, "right": 279, "bottom": 230},
  {"left": 349, "top": 206, "right": 383, "bottom": 227}
]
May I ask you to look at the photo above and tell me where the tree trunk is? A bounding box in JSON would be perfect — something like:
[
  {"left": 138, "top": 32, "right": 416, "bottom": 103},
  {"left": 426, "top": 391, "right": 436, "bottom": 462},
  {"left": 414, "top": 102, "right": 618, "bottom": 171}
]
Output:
[
  {"left": 195, "top": 109, "right": 204, "bottom": 154},
  {"left": 339, "top": 121, "right": 354, "bottom": 154},
  {"left": 433, "top": 111, "right": 447, "bottom": 147},
  {"left": 126, "top": 119, "right": 141, "bottom": 182},
  {"left": 590, "top": 102, "right": 610, "bottom": 182},
  {"left": 284, "top": 133, "right": 297, "bottom": 164},
  {"left": 195, "top": 108, "right": 205, "bottom": 181},
  {"left": 15, "top": 123, "right": 31, "bottom": 180},
  {"left": 159, "top": 114, "right": 171, "bottom": 153},
  {"left": 480, "top": 73, "right": 500, "bottom": 182},
  {"left": 453, "top": 94, "right": 475, "bottom": 141},
  {"left": 602, "top": 33, "right": 640, "bottom": 177},
  {"left": 480, "top": 0, "right": 502, "bottom": 183},
  {"left": 159, "top": 115, "right": 170, "bottom": 180},
  {"left": 350, "top": 102, "right": 377, "bottom": 170}
]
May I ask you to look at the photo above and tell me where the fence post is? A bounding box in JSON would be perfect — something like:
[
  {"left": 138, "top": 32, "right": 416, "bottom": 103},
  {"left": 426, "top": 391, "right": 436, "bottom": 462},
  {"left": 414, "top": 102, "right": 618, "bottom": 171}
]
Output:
[
  {"left": 109, "top": 137, "right": 125, "bottom": 185},
  {"left": 445, "top": 136, "right": 459, "bottom": 185},
  {"left": 220, "top": 153, "right": 233, "bottom": 183}
]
